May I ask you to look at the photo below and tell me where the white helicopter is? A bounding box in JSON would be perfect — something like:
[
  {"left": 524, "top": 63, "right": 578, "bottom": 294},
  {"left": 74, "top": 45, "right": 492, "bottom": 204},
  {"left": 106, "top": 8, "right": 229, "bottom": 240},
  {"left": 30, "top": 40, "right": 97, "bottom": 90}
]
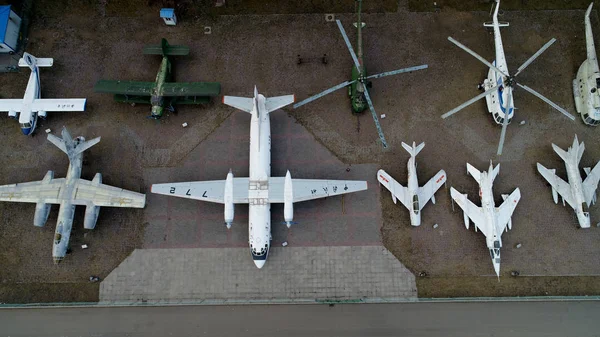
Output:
[
  {"left": 442, "top": 0, "right": 575, "bottom": 155},
  {"left": 573, "top": 2, "right": 600, "bottom": 126}
]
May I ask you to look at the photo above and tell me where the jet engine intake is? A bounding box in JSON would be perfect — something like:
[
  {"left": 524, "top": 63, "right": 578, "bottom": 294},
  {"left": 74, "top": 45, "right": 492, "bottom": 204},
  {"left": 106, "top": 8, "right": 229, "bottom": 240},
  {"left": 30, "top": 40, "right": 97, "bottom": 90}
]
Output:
[
  {"left": 83, "top": 205, "right": 100, "bottom": 230},
  {"left": 34, "top": 202, "right": 51, "bottom": 227},
  {"left": 8, "top": 110, "right": 18, "bottom": 119},
  {"left": 284, "top": 170, "right": 294, "bottom": 228},
  {"left": 224, "top": 170, "right": 234, "bottom": 228},
  {"left": 38, "top": 111, "right": 47, "bottom": 119}
]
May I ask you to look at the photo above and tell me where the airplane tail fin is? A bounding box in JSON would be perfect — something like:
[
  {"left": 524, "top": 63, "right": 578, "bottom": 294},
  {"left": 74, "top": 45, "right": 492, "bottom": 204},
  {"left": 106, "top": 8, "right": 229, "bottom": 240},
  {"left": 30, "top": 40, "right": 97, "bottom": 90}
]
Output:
[
  {"left": 466, "top": 163, "right": 482, "bottom": 184},
  {"left": 401, "top": 141, "right": 425, "bottom": 157},
  {"left": 47, "top": 127, "right": 101, "bottom": 160},
  {"left": 483, "top": 0, "right": 509, "bottom": 28},
  {"left": 18, "top": 52, "right": 53, "bottom": 70},
  {"left": 143, "top": 38, "right": 189, "bottom": 56}
]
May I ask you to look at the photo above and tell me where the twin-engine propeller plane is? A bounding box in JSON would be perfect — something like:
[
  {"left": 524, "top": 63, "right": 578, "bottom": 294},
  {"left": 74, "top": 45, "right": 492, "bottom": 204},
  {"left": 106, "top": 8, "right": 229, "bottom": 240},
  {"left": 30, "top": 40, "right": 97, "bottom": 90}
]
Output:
[
  {"left": 537, "top": 135, "right": 600, "bottom": 229},
  {"left": 442, "top": 0, "right": 574, "bottom": 155},
  {"left": 573, "top": 2, "right": 600, "bottom": 126},
  {"left": 0, "top": 127, "right": 146, "bottom": 263},
  {"left": 450, "top": 161, "right": 521, "bottom": 279},
  {"left": 293, "top": 0, "right": 427, "bottom": 148},
  {"left": 0, "top": 53, "right": 86, "bottom": 135},
  {"left": 151, "top": 87, "right": 368, "bottom": 268},
  {"left": 95, "top": 38, "right": 221, "bottom": 119},
  {"left": 377, "top": 142, "right": 446, "bottom": 227}
]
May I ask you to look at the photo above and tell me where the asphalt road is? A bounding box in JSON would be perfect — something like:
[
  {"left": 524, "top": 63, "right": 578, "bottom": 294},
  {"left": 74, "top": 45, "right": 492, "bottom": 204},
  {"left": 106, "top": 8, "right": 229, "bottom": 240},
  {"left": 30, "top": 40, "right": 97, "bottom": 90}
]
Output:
[{"left": 0, "top": 301, "right": 598, "bottom": 337}]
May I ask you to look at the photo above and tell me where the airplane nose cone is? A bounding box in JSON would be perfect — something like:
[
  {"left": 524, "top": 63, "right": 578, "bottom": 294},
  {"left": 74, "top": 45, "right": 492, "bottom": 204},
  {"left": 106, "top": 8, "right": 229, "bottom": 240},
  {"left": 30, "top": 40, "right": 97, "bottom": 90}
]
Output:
[
  {"left": 21, "top": 127, "right": 31, "bottom": 135},
  {"left": 253, "top": 260, "right": 266, "bottom": 269}
]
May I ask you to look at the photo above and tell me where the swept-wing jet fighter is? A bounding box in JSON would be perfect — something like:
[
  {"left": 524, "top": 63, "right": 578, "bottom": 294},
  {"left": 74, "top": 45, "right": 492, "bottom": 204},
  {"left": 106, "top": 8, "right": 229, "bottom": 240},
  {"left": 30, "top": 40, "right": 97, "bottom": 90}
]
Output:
[
  {"left": 152, "top": 87, "right": 367, "bottom": 268},
  {"left": 442, "top": 0, "right": 574, "bottom": 155},
  {"left": 537, "top": 135, "right": 600, "bottom": 228},
  {"left": 293, "top": 0, "right": 427, "bottom": 148},
  {"left": 0, "top": 53, "right": 86, "bottom": 135},
  {"left": 95, "top": 38, "right": 220, "bottom": 119},
  {"left": 573, "top": 3, "right": 600, "bottom": 126},
  {"left": 377, "top": 141, "right": 446, "bottom": 227},
  {"left": 0, "top": 127, "right": 146, "bottom": 263},
  {"left": 450, "top": 161, "right": 521, "bottom": 279}
]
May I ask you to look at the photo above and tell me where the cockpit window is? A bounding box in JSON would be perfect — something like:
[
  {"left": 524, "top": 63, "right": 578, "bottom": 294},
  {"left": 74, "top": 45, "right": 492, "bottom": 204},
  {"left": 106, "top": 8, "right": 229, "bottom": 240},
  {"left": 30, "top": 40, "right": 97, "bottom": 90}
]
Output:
[
  {"left": 20, "top": 122, "right": 31, "bottom": 128},
  {"left": 54, "top": 233, "right": 62, "bottom": 243},
  {"left": 412, "top": 195, "right": 419, "bottom": 215}
]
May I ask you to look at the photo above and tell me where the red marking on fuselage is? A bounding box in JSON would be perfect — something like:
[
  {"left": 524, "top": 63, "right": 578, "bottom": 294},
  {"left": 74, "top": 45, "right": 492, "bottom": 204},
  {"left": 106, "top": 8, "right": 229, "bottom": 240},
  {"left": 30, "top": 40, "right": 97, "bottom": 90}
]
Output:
[{"left": 436, "top": 175, "right": 445, "bottom": 183}]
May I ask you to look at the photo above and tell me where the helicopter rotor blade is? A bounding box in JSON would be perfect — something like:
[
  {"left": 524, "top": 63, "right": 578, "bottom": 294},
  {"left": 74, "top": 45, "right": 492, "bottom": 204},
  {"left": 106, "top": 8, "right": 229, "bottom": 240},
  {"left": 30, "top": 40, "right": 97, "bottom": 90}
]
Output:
[
  {"left": 448, "top": 37, "right": 510, "bottom": 78},
  {"left": 366, "top": 64, "right": 429, "bottom": 80},
  {"left": 514, "top": 38, "right": 556, "bottom": 77},
  {"left": 497, "top": 89, "right": 512, "bottom": 156},
  {"left": 442, "top": 84, "right": 499, "bottom": 119},
  {"left": 293, "top": 79, "right": 357, "bottom": 109},
  {"left": 516, "top": 83, "right": 575, "bottom": 120},
  {"left": 336, "top": 20, "right": 363, "bottom": 74},
  {"left": 362, "top": 88, "right": 389, "bottom": 148}
]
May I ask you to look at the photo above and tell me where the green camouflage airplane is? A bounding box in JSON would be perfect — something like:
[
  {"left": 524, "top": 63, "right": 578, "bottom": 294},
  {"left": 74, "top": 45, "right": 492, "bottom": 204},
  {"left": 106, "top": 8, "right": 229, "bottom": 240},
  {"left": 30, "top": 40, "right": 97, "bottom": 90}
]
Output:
[
  {"left": 293, "top": 0, "right": 428, "bottom": 148},
  {"left": 95, "top": 38, "right": 220, "bottom": 119}
]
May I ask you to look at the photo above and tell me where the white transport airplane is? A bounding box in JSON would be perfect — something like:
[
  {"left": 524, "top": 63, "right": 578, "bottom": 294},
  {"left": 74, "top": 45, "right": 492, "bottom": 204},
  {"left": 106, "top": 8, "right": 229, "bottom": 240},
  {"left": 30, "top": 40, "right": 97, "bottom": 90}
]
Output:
[
  {"left": 450, "top": 161, "right": 521, "bottom": 279},
  {"left": 151, "top": 87, "right": 368, "bottom": 268},
  {"left": 0, "top": 53, "right": 86, "bottom": 135},
  {"left": 537, "top": 135, "right": 600, "bottom": 229},
  {"left": 573, "top": 2, "right": 600, "bottom": 126},
  {"left": 377, "top": 142, "right": 446, "bottom": 227},
  {"left": 0, "top": 127, "right": 146, "bottom": 263},
  {"left": 442, "top": 0, "right": 574, "bottom": 155}
]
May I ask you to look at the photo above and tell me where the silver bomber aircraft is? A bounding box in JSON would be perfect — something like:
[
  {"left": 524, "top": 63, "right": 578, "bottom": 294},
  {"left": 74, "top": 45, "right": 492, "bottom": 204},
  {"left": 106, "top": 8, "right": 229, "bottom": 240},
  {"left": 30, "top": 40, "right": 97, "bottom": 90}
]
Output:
[{"left": 0, "top": 127, "right": 146, "bottom": 263}]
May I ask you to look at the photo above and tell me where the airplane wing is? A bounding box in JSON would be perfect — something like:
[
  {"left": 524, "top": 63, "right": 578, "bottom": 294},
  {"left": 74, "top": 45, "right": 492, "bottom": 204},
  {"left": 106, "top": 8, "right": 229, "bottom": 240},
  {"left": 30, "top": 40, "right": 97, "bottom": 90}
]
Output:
[
  {"left": 94, "top": 80, "right": 155, "bottom": 96},
  {"left": 31, "top": 99, "right": 86, "bottom": 112},
  {"left": 0, "top": 99, "right": 23, "bottom": 112},
  {"left": 377, "top": 169, "right": 411, "bottom": 209},
  {"left": 161, "top": 82, "right": 221, "bottom": 97},
  {"left": 71, "top": 179, "right": 145, "bottom": 208},
  {"left": 268, "top": 178, "right": 367, "bottom": 203},
  {"left": 151, "top": 179, "right": 250, "bottom": 204},
  {"left": 582, "top": 162, "right": 600, "bottom": 206},
  {"left": 450, "top": 187, "right": 488, "bottom": 236},
  {"left": 417, "top": 170, "right": 447, "bottom": 211},
  {"left": 0, "top": 178, "right": 65, "bottom": 204},
  {"left": 537, "top": 163, "right": 575, "bottom": 208},
  {"left": 495, "top": 188, "right": 521, "bottom": 233}
]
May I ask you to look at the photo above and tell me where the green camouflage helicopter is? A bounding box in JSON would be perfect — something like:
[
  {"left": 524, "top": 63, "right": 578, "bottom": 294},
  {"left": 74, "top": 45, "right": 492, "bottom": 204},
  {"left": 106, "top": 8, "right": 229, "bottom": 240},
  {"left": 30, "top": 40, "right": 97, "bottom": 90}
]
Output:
[{"left": 294, "top": 0, "right": 427, "bottom": 148}]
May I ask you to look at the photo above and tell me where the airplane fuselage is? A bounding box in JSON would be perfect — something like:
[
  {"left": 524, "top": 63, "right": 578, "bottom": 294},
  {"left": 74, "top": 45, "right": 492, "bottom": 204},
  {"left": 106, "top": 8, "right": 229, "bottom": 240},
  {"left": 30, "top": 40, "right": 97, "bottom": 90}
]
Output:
[
  {"left": 406, "top": 157, "right": 421, "bottom": 227},
  {"left": 52, "top": 142, "right": 84, "bottom": 263},
  {"left": 483, "top": 15, "right": 514, "bottom": 126},
  {"left": 247, "top": 94, "right": 272, "bottom": 268},
  {"left": 150, "top": 56, "right": 172, "bottom": 118},
  {"left": 16, "top": 67, "right": 41, "bottom": 135},
  {"left": 563, "top": 151, "right": 590, "bottom": 228},
  {"left": 478, "top": 173, "right": 502, "bottom": 274}
]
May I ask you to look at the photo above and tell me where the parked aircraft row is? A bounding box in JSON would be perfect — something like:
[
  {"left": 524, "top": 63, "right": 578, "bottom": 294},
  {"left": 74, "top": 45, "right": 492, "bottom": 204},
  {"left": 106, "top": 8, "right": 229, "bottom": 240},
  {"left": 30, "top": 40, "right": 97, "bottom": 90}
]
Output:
[{"left": 0, "top": 0, "right": 598, "bottom": 277}]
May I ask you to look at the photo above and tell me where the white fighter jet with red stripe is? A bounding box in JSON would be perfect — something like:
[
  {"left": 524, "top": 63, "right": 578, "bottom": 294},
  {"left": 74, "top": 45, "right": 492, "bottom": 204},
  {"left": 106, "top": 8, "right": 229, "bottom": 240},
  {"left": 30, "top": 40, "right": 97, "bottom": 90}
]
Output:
[
  {"left": 377, "top": 142, "right": 446, "bottom": 227},
  {"left": 450, "top": 161, "right": 521, "bottom": 279},
  {"left": 151, "top": 87, "right": 368, "bottom": 268}
]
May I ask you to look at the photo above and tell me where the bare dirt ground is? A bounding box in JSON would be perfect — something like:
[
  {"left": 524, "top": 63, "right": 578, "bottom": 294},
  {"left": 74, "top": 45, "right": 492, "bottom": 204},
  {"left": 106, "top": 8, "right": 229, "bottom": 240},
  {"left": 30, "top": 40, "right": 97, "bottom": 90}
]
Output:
[{"left": 1, "top": 0, "right": 600, "bottom": 303}]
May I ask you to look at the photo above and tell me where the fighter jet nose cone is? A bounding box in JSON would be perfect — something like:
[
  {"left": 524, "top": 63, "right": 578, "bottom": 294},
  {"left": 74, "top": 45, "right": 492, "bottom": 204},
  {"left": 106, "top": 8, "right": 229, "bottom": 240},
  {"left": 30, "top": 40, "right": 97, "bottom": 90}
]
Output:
[{"left": 253, "top": 260, "right": 266, "bottom": 269}]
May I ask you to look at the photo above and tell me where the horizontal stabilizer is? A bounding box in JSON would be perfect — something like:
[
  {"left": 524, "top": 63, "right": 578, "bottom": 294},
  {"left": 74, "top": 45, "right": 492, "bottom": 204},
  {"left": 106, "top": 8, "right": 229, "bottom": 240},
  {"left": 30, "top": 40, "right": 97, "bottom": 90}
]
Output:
[
  {"left": 223, "top": 96, "right": 254, "bottom": 114},
  {"left": 265, "top": 95, "right": 295, "bottom": 113},
  {"left": 401, "top": 141, "right": 425, "bottom": 157},
  {"left": 466, "top": 163, "right": 482, "bottom": 184},
  {"left": 143, "top": 38, "right": 189, "bottom": 56},
  {"left": 552, "top": 143, "right": 570, "bottom": 163},
  {"left": 18, "top": 53, "right": 53, "bottom": 68},
  {"left": 47, "top": 127, "right": 100, "bottom": 159}
]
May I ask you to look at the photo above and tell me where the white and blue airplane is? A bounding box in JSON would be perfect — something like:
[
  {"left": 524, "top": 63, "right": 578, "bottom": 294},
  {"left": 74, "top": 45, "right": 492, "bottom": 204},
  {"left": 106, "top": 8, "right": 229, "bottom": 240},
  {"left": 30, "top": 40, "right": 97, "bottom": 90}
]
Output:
[
  {"left": 377, "top": 141, "right": 446, "bottom": 227},
  {"left": 537, "top": 135, "right": 600, "bottom": 229},
  {"left": 151, "top": 87, "right": 368, "bottom": 268},
  {"left": 0, "top": 53, "right": 86, "bottom": 135},
  {"left": 442, "top": 0, "right": 574, "bottom": 155},
  {"left": 450, "top": 161, "right": 521, "bottom": 279},
  {"left": 573, "top": 2, "right": 600, "bottom": 126}
]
